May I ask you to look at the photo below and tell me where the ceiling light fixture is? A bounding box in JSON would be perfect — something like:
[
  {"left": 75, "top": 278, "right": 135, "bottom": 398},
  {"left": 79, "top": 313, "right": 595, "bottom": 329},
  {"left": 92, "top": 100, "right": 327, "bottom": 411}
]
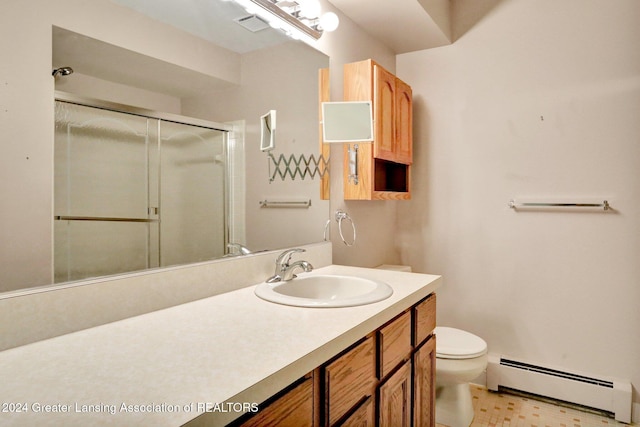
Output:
[{"left": 234, "top": 0, "right": 338, "bottom": 45}]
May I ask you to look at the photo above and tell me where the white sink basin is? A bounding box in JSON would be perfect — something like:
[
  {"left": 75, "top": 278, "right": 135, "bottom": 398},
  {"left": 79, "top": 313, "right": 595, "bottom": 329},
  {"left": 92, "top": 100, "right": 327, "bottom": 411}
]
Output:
[{"left": 254, "top": 274, "right": 393, "bottom": 308}]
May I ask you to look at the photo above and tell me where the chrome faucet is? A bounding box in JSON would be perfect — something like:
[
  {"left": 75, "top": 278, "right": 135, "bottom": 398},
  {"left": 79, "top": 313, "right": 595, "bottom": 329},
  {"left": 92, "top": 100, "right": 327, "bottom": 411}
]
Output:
[
  {"left": 266, "top": 248, "right": 314, "bottom": 283},
  {"left": 227, "top": 243, "right": 251, "bottom": 256}
]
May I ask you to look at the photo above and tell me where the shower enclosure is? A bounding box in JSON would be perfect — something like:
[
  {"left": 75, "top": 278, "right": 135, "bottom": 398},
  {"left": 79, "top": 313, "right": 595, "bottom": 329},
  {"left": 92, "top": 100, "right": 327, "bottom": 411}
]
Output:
[{"left": 54, "top": 96, "right": 230, "bottom": 283}]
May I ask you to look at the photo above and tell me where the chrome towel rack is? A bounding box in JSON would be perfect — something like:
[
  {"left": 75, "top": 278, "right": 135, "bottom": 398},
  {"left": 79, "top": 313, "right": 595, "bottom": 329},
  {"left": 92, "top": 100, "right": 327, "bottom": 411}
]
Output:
[
  {"left": 54, "top": 215, "right": 159, "bottom": 222},
  {"left": 323, "top": 210, "right": 357, "bottom": 246},
  {"left": 508, "top": 200, "right": 611, "bottom": 211},
  {"left": 259, "top": 199, "right": 311, "bottom": 208},
  {"left": 335, "top": 210, "right": 356, "bottom": 246}
]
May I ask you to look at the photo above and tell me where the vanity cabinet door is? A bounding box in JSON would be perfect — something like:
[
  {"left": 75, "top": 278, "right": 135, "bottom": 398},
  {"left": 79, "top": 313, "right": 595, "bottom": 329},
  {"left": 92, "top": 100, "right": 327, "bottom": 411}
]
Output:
[
  {"left": 340, "top": 397, "right": 375, "bottom": 427},
  {"left": 413, "top": 336, "right": 436, "bottom": 427},
  {"left": 379, "top": 360, "right": 412, "bottom": 427},
  {"left": 324, "top": 336, "right": 376, "bottom": 426},
  {"left": 237, "top": 375, "right": 314, "bottom": 427}
]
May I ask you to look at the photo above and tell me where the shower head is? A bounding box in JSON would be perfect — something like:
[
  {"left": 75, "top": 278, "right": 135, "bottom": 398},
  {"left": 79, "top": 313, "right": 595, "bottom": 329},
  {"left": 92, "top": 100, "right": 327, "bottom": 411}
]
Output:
[{"left": 52, "top": 66, "right": 74, "bottom": 77}]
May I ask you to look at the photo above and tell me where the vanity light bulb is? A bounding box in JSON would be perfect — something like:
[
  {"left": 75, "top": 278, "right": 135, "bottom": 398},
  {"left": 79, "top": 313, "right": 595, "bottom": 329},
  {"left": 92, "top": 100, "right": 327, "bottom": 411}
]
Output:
[
  {"left": 319, "top": 12, "right": 339, "bottom": 32},
  {"left": 298, "top": 0, "right": 321, "bottom": 19}
]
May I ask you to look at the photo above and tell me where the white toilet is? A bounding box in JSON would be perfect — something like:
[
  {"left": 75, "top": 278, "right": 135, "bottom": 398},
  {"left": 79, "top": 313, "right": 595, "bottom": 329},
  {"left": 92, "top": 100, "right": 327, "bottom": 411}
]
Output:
[{"left": 435, "top": 326, "right": 488, "bottom": 427}]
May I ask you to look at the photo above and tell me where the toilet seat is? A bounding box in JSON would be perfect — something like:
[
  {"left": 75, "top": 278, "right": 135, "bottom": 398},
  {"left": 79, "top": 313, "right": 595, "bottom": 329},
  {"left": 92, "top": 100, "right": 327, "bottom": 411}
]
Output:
[{"left": 435, "top": 326, "right": 487, "bottom": 359}]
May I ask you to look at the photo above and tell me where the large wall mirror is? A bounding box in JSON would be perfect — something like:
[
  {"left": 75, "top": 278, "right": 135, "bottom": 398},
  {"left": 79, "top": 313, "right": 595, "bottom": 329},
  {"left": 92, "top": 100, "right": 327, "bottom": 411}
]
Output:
[{"left": 1, "top": 0, "right": 330, "bottom": 295}]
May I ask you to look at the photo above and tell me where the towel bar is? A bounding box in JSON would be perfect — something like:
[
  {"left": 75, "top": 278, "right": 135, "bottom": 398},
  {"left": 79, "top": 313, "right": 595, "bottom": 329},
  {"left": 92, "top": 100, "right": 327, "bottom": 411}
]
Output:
[
  {"left": 259, "top": 199, "right": 311, "bottom": 208},
  {"left": 54, "top": 216, "right": 158, "bottom": 222},
  {"left": 508, "top": 200, "right": 610, "bottom": 211}
]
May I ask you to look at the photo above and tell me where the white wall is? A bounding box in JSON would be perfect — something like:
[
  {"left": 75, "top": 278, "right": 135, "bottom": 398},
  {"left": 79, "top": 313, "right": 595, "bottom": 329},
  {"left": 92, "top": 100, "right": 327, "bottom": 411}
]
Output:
[{"left": 397, "top": 0, "right": 640, "bottom": 406}]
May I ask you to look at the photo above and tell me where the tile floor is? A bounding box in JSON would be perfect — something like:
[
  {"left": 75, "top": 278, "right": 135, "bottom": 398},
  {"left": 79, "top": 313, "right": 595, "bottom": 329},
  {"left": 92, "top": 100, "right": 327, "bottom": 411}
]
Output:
[{"left": 438, "top": 385, "right": 633, "bottom": 427}]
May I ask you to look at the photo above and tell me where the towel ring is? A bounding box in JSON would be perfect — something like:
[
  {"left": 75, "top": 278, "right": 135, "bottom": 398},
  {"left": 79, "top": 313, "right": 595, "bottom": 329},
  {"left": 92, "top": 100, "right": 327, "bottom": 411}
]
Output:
[{"left": 335, "top": 210, "right": 356, "bottom": 247}]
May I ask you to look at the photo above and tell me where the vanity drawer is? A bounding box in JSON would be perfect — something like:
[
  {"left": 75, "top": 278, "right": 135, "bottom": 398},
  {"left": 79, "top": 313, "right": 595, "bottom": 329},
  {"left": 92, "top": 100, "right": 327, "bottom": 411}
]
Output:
[
  {"left": 324, "top": 335, "right": 375, "bottom": 426},
  {"left": 414, "top": 293, "right": 436, "bottom": 346},
  {"left": 237, "top": 375, "right": 314, "bottom": 427},
  {"left": 378, "top": 310, "right": 412, "bottom": 379}
]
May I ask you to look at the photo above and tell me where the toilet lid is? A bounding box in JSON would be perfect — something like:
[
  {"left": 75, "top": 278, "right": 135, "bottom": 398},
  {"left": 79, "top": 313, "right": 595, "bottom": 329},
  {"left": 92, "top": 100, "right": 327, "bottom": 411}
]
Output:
[{"left": 435, "top": 326, "right": 487, "bottom": 359}]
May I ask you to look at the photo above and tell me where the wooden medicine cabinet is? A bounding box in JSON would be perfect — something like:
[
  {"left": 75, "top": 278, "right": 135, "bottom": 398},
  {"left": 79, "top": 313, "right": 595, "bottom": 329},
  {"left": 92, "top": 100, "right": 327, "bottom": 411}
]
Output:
[{"left": 342, "top": 59, "right": 413, "bottom": 200}]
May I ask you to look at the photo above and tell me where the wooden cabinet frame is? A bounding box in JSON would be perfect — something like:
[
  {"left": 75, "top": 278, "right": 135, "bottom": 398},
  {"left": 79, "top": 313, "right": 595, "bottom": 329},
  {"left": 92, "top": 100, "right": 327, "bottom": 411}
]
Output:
[{"left": 343, "top": 59, "right": 413, "bottom": 200}]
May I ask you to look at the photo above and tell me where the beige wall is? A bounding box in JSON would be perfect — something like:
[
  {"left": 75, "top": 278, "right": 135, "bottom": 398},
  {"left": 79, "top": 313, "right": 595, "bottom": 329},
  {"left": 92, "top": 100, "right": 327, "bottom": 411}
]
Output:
[
  {"left": 0, "top": 0, "right": 393, "bottom": 348},
  {"left": 182, "top": 41, "right": 331, "bottom": 252},
  {"left": 6, "top": 0, "right": 637, "bottom": 413},
  {"left": 0, "top": 0, "right": 239, "bottom": 291},
  {"left": 315, "top": 1, "right": 402, "bottom": 268},
  {"left": 397, "top": 0, "right": 640, "bottom": 407},
  {"left": 1, "top": 0, "right": 386, "bottom": 292}
]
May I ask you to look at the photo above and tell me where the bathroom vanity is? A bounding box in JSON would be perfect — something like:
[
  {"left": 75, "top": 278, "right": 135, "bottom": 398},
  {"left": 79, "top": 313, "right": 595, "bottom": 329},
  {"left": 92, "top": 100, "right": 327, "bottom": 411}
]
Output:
[
  {"left": 0, "top": 265, "right": 440, "bottom": 426},
  {"left": 229, "top": 292, "right": 437, "bottom": 426}
]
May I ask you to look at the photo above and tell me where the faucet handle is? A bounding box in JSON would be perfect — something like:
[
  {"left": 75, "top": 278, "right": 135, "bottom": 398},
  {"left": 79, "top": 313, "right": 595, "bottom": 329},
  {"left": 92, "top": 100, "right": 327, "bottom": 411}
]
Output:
[
  {"left": 275, "top": 248, "right": 306, "bottom": 266},
  {"left": 266, "top": 248, "right": 307, "bottom": 283}
]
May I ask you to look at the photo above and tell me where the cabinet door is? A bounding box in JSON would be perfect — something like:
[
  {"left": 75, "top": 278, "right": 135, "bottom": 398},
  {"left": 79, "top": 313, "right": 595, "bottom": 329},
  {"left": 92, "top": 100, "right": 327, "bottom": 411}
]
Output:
[
  {"left": 238, "top": 376, "right": 314, "bottom": 427},
  {"left": 373, "top": 64, "right": 396, "bottom": 162},
  {"left": 340, "top": 397, "right": 375, "bottom": 427},
  {"left": 394, "top": 78, "right": 413, "bottom": 165},
  {"left": 414, "top": 336, "right": 436, "bottom": 427},
  {"left": 379, "top": 360, "right": 412, "bottom": 427}
]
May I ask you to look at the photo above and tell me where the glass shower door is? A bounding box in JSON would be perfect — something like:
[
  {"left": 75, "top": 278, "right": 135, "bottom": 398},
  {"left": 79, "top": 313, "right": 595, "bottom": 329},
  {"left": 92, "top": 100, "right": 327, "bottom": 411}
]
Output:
[
  {"left": 158, "top": 120, "right": 226, "bottom": 267},
  {"left": 54, "top": 100, "right": 228, "bottom": 283},
  {"left": 54, "top": 101, "right": 159, "bottom": 282}
]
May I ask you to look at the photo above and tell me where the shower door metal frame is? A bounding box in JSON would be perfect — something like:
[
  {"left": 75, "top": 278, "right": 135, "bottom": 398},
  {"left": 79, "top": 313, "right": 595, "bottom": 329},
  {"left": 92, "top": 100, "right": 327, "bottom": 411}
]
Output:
[
  {"left": 55, "top": 91, "right": 233, "bottom": 133},
  {"left": 54, "top": 91, "right": 233, "bottom": 272}
]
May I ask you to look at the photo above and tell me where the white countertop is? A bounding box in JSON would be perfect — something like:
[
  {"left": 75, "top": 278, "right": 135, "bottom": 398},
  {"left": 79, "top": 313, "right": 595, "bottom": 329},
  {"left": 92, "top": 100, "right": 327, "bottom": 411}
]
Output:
[{"left": 0, "top": 265, "right": 441, "bottom": 426}]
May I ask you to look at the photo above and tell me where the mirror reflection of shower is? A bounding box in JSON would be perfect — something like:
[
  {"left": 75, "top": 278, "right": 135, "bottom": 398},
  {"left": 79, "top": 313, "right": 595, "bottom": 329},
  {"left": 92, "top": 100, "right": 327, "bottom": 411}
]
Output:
[
  {"left": 52, "top": 66, "right": 74, "bottom": 77},
  {"left": 53, "top": 98, "right": 234, "bottom": 283}
]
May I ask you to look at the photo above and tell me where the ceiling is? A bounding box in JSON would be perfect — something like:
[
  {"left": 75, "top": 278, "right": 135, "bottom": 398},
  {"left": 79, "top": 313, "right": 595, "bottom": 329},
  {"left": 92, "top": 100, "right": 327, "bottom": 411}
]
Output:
[
  {"left": 327, "top": 0, "right": 453, "bottom": 53},
  {"left": 109, "top": 0, "right": 290, "bottom": 54},
  {"left": 53, "top": 27, "right": 239, "bottom": 98},
  {"left": 109, "top": 0, "right": 454, "bottom": 55}
]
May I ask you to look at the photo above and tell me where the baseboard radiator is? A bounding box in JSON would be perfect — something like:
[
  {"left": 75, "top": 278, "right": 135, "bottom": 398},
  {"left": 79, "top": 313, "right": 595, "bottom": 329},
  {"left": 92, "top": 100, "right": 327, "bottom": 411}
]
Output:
[{"left": 486, "top": 354, "right": 632, "bottom": 423}]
